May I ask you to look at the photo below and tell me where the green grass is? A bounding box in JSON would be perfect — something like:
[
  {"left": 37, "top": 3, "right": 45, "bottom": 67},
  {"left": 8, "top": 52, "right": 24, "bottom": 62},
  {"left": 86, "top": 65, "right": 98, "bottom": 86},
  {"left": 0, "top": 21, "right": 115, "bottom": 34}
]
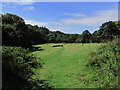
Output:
[{"left": 32, "top": 43, "right": 102, "bottom": 88}]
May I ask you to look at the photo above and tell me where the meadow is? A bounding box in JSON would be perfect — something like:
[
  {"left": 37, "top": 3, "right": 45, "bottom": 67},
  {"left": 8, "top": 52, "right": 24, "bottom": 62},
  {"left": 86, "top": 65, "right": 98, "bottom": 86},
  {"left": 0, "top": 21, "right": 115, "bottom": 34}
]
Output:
[
  {"left": 2, "top": 13, "right": 120, "bottom": 89},
  {"left": 32, "top": 43, "right": 102, "bottom": 88}
]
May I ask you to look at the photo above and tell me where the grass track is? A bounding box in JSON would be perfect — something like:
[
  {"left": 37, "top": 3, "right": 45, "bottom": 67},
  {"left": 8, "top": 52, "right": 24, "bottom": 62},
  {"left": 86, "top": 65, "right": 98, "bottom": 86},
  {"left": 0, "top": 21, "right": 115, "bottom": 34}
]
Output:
[{"left": 32, "top": 43, "right": 101, "bottom": 88}]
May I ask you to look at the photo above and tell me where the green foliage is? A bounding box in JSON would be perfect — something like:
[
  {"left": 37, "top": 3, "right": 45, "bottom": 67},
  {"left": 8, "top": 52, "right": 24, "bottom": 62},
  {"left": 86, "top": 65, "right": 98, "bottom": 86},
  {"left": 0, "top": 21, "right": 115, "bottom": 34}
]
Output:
[
  {"left": 2, "top": 13, "right": 49, "bottom": 47},
  {"left": 2, "top": 46, "right": 47, "bottom": 89},
  {"left": 2, "top": 13, "right": 31, "bottom": 47},
  {"left": 27, "top": 24, "right": 47, "bottom": 44},
  {"left": 91, "top": 21, "right": 120, "bottom": 43},
  {"left": 2, "top": 13, "right": 120, "bottom": 46},
  {"left": 80, "top": 30, "right": 91, "bottom": 43},
  {"left": 87, "top": 40, "right": 120, "bottom": 88}
]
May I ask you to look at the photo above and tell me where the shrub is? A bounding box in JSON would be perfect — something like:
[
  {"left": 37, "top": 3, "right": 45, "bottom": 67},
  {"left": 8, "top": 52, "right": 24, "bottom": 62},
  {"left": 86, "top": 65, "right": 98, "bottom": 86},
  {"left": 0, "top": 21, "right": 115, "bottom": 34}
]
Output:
[
  {"left": 2, "top": 46, "right": 48, "bottom": 89},
  {"left": 87, "top": 39, "right": 120, "bottom": 88}
]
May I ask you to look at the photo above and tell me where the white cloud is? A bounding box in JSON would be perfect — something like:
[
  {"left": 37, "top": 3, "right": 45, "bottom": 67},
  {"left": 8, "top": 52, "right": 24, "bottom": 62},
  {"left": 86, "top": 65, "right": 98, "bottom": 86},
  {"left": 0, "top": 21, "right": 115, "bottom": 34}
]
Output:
[
  {"left": 64, "top": 13, "right": 86, "bottom": 18},
  {"left": 47, "top": 25, "right": 73, "bottom": 33},
  {"left": 23, "top": 6, "right": 35, "bottom": 10},
  {"left": 25, "top": 19, "right": 48, "bottom": 26},
  {"left": 15, "top": 2, "right": 34, "bottom": 5},
  {"left": 2, "top": 0, "right": 35, "bottom": 5},
  {"left": 61, "top": 8, "right": 118, "bottom": 26},
  {"left": 47, "top": 25, "right": 84, "bottom": 34}
]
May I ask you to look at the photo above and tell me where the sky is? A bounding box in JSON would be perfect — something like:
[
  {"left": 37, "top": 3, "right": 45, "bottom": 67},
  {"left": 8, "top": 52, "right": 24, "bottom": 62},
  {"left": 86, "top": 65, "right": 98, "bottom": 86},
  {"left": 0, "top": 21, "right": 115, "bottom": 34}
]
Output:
[{"left": 1, "top": 1, "right": 118, "bottom": 34}]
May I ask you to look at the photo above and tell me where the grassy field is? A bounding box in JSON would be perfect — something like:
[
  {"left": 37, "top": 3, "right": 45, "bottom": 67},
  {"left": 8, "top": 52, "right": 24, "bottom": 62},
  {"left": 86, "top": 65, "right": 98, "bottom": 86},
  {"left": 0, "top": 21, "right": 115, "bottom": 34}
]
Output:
[{"left": 32, "top": 43, "right": 102, "bottom": 88}]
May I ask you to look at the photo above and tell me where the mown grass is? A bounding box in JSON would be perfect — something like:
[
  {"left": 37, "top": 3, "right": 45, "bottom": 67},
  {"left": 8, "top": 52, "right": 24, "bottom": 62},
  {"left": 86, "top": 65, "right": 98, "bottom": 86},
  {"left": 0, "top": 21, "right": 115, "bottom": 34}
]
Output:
[{"left": 32, "top": 43, "right": 102, "bottom": 88}]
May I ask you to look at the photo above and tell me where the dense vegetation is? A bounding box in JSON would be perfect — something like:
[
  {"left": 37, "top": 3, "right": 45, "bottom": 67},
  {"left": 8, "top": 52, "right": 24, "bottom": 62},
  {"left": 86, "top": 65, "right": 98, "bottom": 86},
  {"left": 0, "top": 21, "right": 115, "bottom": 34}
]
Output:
[
  {"left": 87, "top": 39, "right": 120, "bottom": 88},
  {"left": 1, "top": 13, "right": 120, "bottom": 88},
  {"left": 2, "top": 13, "right": 120, "bottom": 47},
  {"left": 2, "top": 47, "right": 52, "bottom": 89}
]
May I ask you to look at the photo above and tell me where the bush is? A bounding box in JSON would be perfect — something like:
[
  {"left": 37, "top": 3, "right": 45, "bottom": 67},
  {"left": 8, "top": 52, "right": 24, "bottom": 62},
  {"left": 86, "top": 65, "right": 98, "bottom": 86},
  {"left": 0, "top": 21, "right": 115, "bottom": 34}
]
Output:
[
  {"left": 87, "top": 39, "right": 120, "bottom": 88},
  {"left": 2, "top": 46, "right": 48, "bottom": 89}
]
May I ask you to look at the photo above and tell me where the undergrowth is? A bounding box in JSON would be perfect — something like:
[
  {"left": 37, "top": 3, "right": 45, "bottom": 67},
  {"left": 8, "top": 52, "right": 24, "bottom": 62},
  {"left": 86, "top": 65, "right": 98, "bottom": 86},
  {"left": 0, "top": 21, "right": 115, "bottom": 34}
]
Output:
[{"left": 87, "top": 39, "right": 120, "bottom": 88}]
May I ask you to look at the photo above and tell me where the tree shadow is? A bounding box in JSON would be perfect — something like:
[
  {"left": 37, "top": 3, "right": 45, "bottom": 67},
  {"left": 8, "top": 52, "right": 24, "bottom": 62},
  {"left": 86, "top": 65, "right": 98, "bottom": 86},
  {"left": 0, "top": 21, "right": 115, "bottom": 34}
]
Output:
[{"left": 29, "top": 47, "right": 44, "bottom": 52}]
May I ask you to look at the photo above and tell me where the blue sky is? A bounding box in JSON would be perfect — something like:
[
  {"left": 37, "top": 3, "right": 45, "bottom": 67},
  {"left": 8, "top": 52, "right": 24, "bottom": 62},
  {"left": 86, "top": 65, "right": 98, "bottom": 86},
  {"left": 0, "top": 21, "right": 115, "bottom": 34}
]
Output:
[{"left": 1, "top": 1, "right": 118, "bottom": 34}]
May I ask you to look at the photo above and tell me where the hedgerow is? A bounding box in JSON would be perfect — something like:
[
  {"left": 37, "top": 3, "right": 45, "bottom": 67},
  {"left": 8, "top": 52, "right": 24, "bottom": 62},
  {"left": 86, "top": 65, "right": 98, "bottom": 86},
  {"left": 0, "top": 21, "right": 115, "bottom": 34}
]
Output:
[
  {"left": 87, "top": 39, "right": 120, "bottom": 88},
  {"left": 2, "top": 46, "right": 51, "bottom": 89}
]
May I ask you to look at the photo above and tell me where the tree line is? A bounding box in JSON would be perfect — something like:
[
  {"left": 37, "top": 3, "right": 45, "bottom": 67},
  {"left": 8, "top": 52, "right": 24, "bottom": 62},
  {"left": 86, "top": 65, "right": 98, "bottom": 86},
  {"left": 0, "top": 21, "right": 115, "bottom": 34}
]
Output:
[
  {"left": 1, "top": 13, "right": 120, "bottom": 48},
  {"left": 1, "top": 13, "right": 53, "bottom": 89}
]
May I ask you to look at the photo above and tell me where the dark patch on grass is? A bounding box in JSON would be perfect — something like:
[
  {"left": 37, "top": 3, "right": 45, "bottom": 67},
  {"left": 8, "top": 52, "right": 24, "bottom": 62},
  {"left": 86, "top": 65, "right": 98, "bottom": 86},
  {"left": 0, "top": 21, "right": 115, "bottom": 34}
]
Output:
[{"left": 29, "top": 46, "right": 45, "bottom": 52}]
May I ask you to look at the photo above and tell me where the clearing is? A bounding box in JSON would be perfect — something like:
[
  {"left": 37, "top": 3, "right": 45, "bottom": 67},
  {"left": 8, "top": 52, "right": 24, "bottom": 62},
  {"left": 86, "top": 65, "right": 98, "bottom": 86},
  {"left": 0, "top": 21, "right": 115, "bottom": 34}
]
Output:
[{"left": 32, "top": 43, "right": 101, "bottom": 88}]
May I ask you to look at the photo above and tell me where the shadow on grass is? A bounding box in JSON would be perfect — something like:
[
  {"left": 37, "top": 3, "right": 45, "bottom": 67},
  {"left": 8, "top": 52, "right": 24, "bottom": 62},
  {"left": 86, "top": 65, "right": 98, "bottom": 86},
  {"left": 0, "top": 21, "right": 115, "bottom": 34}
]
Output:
[
  {"left": 2, "top": 70, "right": 54, "bottom": 89},
  {"left": 29, "top": 46, "right": 45, "bottom": 52}
]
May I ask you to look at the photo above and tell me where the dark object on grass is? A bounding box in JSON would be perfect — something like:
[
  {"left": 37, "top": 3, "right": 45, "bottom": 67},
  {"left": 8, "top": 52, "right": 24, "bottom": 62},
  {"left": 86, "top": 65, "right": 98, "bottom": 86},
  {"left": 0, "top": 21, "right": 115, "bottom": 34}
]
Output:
[{"left": 51, "top": 45, "right": 63, "bottom": 47}]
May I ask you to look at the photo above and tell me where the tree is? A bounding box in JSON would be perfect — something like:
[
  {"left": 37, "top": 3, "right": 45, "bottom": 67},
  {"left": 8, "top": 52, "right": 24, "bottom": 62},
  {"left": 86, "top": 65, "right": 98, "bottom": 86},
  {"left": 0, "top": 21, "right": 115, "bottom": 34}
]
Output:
[
  {"left": 47, "top": 32, "right": 57, "bottom": 43},
  {"left": 75, "top": 35, "right": 81, "bottom": 43},
  {"left": 80, "top": 30, "right": 91, "bottom": 43},
  {"left": 68, "top": 34, "right": 79, "bottom": 43},
  {"left": 91, "top": 31, "right": 99, "bottom": 43},
  {"left": 2, "top": 13, "right": 31, "bottom": 47},
  {"left": 99, "top": 21, "right": 119, "bottom": 42}
]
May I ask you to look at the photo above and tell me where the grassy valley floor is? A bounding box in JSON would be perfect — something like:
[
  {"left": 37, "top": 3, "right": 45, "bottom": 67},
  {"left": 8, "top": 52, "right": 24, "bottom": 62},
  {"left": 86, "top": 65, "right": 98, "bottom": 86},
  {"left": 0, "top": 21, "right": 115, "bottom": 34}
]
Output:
[{"left": 32, "top": 43, "right": 102, "bottom": 88}]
